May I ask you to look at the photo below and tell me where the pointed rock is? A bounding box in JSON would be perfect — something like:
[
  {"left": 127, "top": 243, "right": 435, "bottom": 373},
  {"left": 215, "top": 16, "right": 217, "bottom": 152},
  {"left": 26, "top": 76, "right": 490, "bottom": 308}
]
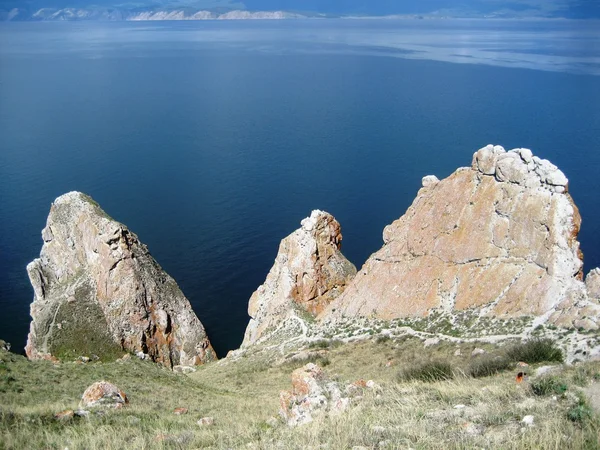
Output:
[
  {"left": 26, "top": 192, "right": 216, "bottom": 367},
  {"left": 242, "top": 210, "right": 356, "bottom": 347},
  {"left": 321, "top": 146, "right": 599, "bottom": 330}
]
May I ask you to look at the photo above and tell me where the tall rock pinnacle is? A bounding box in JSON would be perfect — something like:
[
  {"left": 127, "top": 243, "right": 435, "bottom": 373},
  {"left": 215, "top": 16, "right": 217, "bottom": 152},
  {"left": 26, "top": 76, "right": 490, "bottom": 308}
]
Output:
[
  {"left": 26, "top": 192, "right": 216, "bottom": 367},
  {"left": 242, "top": 210, "right": 357, "bottom": 347}
]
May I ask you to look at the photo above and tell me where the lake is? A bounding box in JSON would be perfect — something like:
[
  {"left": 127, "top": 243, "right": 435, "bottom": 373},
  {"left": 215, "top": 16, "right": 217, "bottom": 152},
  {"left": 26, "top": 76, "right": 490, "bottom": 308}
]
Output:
[{"left": 1, "top": 19, "right": 599, "bottom": 356}]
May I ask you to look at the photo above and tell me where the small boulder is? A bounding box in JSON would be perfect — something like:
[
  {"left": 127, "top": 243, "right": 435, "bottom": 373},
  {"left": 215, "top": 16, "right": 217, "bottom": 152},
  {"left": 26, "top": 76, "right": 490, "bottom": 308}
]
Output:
[
  {"left": 197, "top": 417, "right": 215, "bottom": 426},
  {"left": 522, "top": 415, "right": 535, "bottom": 427},
  {"left": 173, "top": 407, "right": 188, "bottom": 415},
  {"left": 173, "top": 365, "right": 197, "bottom": 374},
  {"left": 54, "top": 410, "right": 74, "bottom": 421},
  {"left": 471, "top": 348, "right": 486, "bottom": 357},
  {"left": 81, "top": 381, "right": 128, "bottom": 409}
]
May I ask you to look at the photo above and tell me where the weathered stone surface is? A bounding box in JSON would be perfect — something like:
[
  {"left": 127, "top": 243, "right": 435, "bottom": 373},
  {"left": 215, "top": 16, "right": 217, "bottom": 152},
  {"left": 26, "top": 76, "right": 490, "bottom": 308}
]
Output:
[
  {"left": 26, "top": 192, "right": 216, "bottom": 367},
  {"left": 242, "top": 210, "right": 356, "bottom": 347},
  {"left": 421, "top": 175, "right": 440, "bottom": 187},
  {"left": 0, "top": 340, "right": 10, "bottom": 352},
  {"left": 81, "top": 381, "right": 128, "bottom": 409},
  {"left": 322, "top": 146, "right": 600, "bottom": 329},
  {"left": 587, "top": 269, "right": 600, "bottom": 300},
  {"left": 279, "top": 363, "right": 350, "bottom": 427}
]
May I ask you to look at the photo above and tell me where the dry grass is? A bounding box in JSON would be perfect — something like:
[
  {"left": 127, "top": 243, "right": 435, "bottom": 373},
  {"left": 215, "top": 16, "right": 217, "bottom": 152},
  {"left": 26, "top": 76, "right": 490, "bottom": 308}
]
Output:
[{"left": 1, "top": 336, "right": 599, "bottom": 449}]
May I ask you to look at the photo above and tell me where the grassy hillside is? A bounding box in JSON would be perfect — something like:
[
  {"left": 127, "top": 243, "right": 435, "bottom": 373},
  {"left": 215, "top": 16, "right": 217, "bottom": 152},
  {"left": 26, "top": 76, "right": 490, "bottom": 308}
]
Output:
[{"left": 1, "top": 336, "right": 599, "bottom": 449}]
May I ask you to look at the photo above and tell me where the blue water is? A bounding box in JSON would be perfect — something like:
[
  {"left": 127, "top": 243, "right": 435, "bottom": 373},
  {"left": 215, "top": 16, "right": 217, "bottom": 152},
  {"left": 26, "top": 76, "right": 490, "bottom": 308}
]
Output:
[{"left": 1, "top": 20, "right": 599, "bottom": 357}]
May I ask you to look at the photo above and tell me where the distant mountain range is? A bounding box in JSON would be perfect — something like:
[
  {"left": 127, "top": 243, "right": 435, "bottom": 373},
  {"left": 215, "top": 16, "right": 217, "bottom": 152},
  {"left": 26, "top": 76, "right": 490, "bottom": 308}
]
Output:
[{"left": 1, "top": 0, "right": 598, "bottom": 21}]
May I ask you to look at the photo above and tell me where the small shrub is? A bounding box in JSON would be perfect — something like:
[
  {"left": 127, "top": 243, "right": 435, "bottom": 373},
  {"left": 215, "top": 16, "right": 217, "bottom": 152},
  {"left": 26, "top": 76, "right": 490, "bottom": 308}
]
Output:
[
  {"left": 468, "top": 355, "right": 513, "bottom": 378},
  {"left": 505, "top": 338, "right": 563, "bottom": 364},
  {"left": 530, "top": 376, "right": 568, "bottom": 396},
  {"left": 376, "top": 335, "right": 391, "bottom": 344},
  {"left": 309, "top": 340, "right": 331, "bottom": 349},
  {"left": 567, "top": 394, "right": 594, "bottom": 424},
  {"left": 399, "top": 360, "right": 455, "bottom": 382}
]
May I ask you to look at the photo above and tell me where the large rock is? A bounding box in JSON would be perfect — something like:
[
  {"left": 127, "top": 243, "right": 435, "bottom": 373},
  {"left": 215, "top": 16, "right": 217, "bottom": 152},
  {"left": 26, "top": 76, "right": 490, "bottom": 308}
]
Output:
[
  {"left": 242, "top": 210, "right": 356, "bottom": 347},
  {"left": 26, "top": 192, "right": 216, "bottom": 367},
  {"left": 279, "top": 363, "right": 349, "bottom": 427},
  {"left": 321, "top": 146, "right": 599, "bottom": 329},
  {"left": 81, "top": 381, "right": 128, "bottom": 409}
]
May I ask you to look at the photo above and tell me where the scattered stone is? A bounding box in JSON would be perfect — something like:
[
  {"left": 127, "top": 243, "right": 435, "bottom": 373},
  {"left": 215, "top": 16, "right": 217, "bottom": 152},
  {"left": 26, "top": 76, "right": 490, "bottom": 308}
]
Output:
[
  {"left": 80, "top": 381, "right": 128, "bottom": 409},
  {"left": 454, "top": 349, "right": 462, "bottom": 356},
  {"left": 173, "top": 365, "right": 197, "bottom": 374},
  {"left": 197, "top": 417, "right": 215, "bottom": 426},
  {"left": 462, "top": 421, "right": 483, "bottom": 435},
  {"left": 522, "top": 415, "right": 535, "bottom": 427},
  {"left": 454, "top": 404, "right": 466, "bottom": 409},
  {"left": 136, "top": 352, "right": 148, "bottom": 360},
  {"left": 78, "top": 356, "right": 90, "bottom": 363},
  {"left": 117, "top": 354, "right": 131, "bottom": 362},
  {"left": 424, "top": 338, "right": 440, "bottom": 347},
  {"left": 173, "top": 407, "right": 188, "bottom": 415},
  {"left": 421, "top": 175, "right": 440, "bottom": 187},
  {"left": 25, "top": 191, "right": 216, "bottom": 368},
  {"left": 54, "top": 410, "right": 74, "bottom": 421},
  {"left": 471, "top": 348, "right": 486, "bottom": 357},
  {"left": 74, "top": 410, "right": 90, "bottom": 418}
]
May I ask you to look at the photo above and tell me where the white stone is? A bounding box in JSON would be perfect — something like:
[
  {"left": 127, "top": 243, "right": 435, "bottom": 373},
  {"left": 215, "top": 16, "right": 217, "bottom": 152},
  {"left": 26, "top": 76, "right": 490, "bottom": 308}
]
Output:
[
  {"left": 421, "top": 175, "right": 440, "bottom": 187},
  {"left": 522, "top": 415, "right": 535, "bottom": 426}
]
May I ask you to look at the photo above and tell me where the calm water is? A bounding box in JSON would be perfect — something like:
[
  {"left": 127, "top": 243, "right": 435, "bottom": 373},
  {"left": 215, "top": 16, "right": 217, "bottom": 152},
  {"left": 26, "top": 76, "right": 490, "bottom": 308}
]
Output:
[{"left": 1, "top": 20, "right": 599, "bottom": 356}]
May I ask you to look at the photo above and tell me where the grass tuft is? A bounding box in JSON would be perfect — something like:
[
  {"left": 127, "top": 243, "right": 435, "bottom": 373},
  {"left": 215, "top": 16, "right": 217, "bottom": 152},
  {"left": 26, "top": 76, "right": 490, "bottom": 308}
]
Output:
[
  {"left": 530, "top": 376, "right": 568, "bottom": 396},
  {"left": 505, "top": 338, "right": 563, "bottom": 364},
  {"left": 398, "top": 360, "right": 455, "bottom": 382},
  {"left": 468, "top": 355, "right": 513, "bottom": 378}
]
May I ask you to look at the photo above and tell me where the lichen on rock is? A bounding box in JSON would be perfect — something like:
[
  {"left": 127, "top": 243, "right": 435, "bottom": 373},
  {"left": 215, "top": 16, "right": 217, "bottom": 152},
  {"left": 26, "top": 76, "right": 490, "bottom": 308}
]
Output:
[
  {"left": 26, "top": 191, "right": 216, "bottom": 367},
  {"left": 321, "top": 145, "right": 600, "bottom": 331}
]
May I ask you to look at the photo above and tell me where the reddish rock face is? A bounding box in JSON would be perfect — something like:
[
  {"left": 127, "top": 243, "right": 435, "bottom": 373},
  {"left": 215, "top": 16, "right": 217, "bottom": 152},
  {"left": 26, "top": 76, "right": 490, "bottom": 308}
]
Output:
[
  {"left": 26, "top": 192, "right": 216, "bottom": 368},
  {"left": 242, "top": 210, "right": 356, "bottom": 347},
  {"left": 81, "top": 381, "right": 128, "bottom": 409},
  {"left": 321, "top": 146, "right": 600, "bottom": 330}
]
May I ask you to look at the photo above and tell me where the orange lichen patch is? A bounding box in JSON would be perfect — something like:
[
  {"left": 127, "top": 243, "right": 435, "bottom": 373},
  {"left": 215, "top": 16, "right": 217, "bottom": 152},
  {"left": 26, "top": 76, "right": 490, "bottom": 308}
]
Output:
[{"left": 81, "top": 381, "right": 128, "bottom": 409}]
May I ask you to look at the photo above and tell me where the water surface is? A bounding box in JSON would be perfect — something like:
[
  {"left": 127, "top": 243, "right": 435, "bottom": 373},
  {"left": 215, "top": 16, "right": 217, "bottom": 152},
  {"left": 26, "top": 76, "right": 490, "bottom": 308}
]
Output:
[{"left": 1, "top": 19, "right": 599, "bottom": 356}]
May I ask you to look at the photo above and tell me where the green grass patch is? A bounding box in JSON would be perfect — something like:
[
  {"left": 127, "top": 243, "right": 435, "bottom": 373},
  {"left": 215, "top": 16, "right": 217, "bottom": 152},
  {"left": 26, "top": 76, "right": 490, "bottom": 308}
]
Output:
[
  {"left": 505, "top": 338, "right": 563, "bottom": 364},
  {"left": 398, "top": 360, "right": 455, "bottom": 383}
]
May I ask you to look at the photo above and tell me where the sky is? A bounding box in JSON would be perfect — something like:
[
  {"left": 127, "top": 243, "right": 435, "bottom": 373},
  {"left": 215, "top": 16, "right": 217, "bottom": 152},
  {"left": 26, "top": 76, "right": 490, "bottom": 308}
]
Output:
[{"left": 0, "top": 0, "right": 599, "bottom": 18}]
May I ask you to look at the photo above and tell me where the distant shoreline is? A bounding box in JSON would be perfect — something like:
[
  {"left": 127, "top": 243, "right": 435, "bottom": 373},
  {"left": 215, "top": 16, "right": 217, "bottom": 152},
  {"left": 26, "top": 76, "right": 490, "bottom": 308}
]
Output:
[{"left": 2, "top": 8, "right": 598, "bottom": 22}]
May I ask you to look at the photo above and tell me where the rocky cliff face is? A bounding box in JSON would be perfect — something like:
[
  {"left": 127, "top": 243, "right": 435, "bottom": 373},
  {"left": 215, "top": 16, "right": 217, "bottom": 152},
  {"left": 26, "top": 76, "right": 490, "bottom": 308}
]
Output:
[
  {"left": 321, "top": 145, "right": 600, "bottom": 330},
  {"left": 241, "top": 210, "right": 356, "bottom": 347},
  {"left": 26, "top": 192, "right": 216, "bottom": 367}
]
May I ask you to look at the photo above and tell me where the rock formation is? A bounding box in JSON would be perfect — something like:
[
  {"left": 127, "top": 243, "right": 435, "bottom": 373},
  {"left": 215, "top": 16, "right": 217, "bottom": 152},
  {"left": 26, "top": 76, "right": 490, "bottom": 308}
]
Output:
[
  {"left": 81, "top": 381, "right": 128, "bottom": 409},
  {"left": 242, "top": 210, "right": 356, "bottom": 347},
  {"left": 26, "top": 192, "right": 216, "bottom": 367},
  {"left": 321, "top": 145, "right": 600, "bottom": 329},
  {"left": 279, "top": 363, "right": 350, "bottom": 427}
]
